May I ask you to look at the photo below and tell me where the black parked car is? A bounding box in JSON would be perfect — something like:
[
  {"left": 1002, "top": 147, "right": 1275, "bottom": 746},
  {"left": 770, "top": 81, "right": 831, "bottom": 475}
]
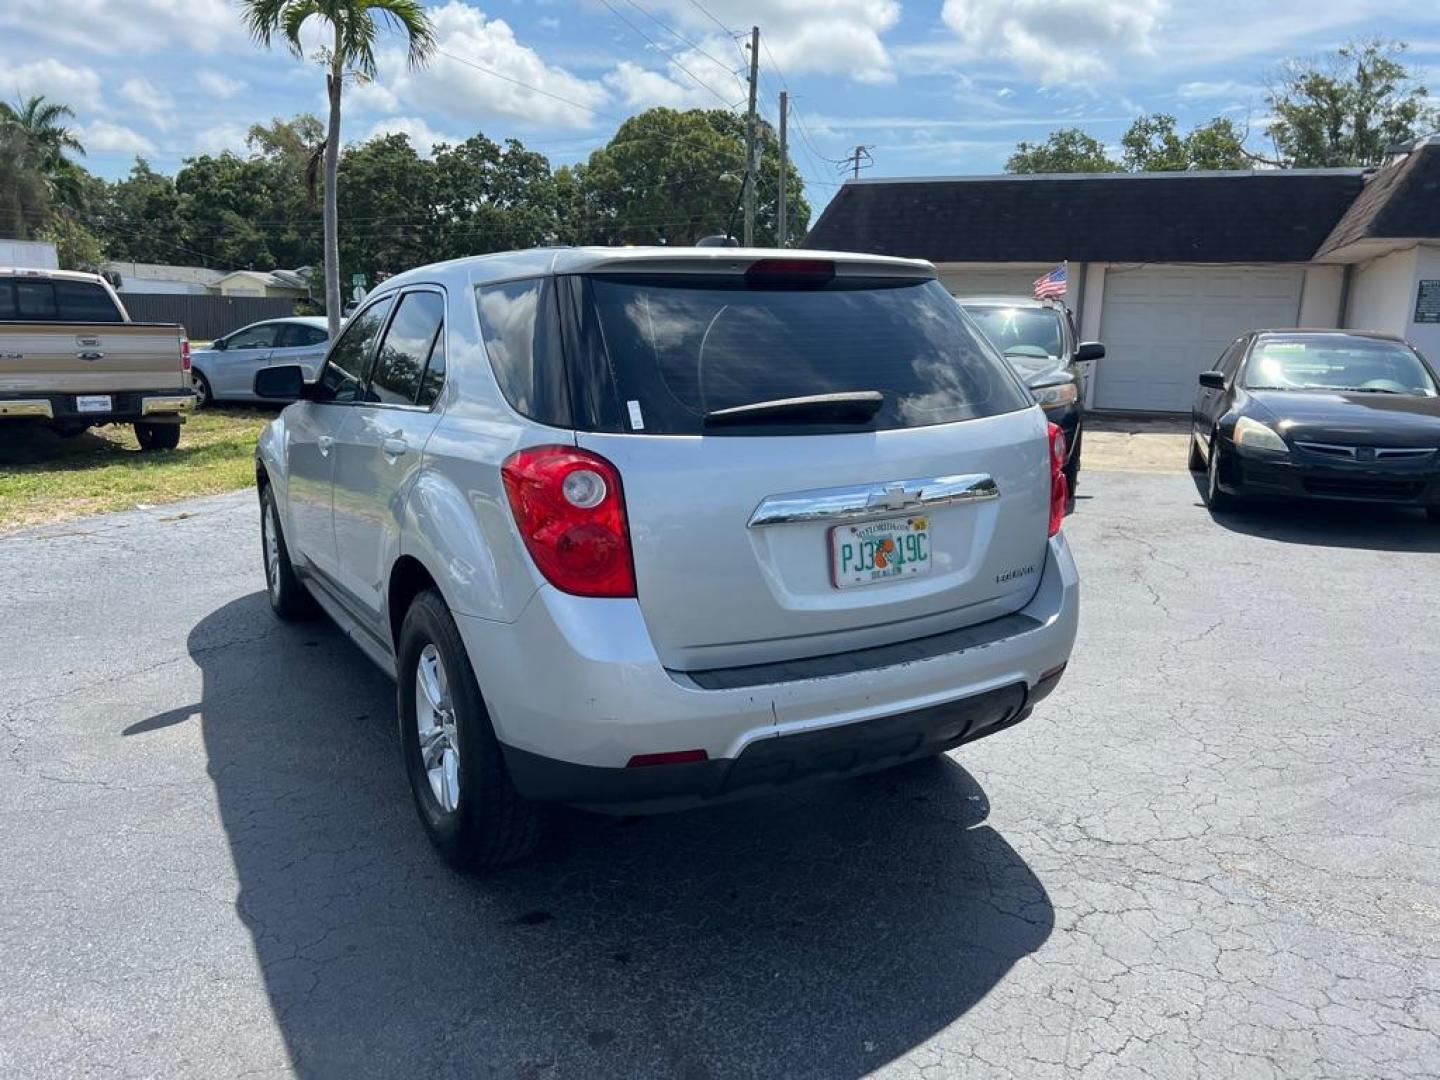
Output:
[
  {"left": 1190, "top": 330, "right": 1440, "bottom": 520},
  {"left": 959, "top": 296, "right": 1104, "bottom": 509}
]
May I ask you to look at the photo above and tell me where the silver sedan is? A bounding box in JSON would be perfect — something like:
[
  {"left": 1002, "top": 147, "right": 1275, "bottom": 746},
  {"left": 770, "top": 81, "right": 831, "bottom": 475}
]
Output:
[{"left": 189, "top": 316, "right": 330, "bottom": 406}]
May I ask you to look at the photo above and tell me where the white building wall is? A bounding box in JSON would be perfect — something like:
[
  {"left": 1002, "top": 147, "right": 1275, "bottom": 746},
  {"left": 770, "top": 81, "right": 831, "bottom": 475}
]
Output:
[
  {"left": 1410, "top": 244, "right": 1440, "bottom": 362},
  {"left": 1298, "top": 265, "right": 1345, "bottom": 327},
  {"left": 1346, "top": 247, "right": 1419, "bottom": 337},
  {"left": 0, "top": 240, "right": 60, "bottom": 269}
]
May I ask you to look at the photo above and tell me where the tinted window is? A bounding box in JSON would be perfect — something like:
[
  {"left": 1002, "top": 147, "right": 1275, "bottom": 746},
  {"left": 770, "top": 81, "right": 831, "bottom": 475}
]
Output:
[
  {"left": 962, "top": 304, "right": 1066, "bottom": 359},
  {"left": 0, "top": 283, "right": 15, "bottom": 320},
  {"left": 370, "top": 291, "right": 444, "bottom": 406},
  {"left": 580, "top": 275, "right": 1028, "bottom": 435},
  {"left": 54, "top": 281, "right": 122, "bottom": 322},
  {"left": 475, "top": 278, "right": 569, "bottom": 425},
  {"left": 277, "top": 323, "right": 327, "bottom": 348},
  {"left": 417, "top": 324, "right": 446, "bottom": 408},
  {"left": 320, "top": 297, "right": 393, "bottom": 403},
  {"left": 1244, "top": 334, "right": 1438, "bottom": 396},
  {"left": 15, "top": 281, "right": 58, "bottom": 319},
  {"left": 1216, "top": 339, "right": 1246, "bottom": 377},
  {"left": 227, "top": 323, "right": 280, "bottom": 349}
]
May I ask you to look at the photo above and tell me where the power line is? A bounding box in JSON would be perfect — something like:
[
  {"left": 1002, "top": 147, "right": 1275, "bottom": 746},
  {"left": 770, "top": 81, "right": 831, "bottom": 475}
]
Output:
[
  {"left": 597, "top": 0, "right": 739, "bottom": 109},
  {"left": 624, "top": 0, "right": 739, "bottom": 76}
]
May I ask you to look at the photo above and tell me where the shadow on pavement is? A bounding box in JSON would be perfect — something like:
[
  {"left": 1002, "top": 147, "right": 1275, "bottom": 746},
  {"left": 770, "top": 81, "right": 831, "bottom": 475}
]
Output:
[
  {"left": 160, "top": 592, "right": 1054, "bottom": 1079},
  {"left": 1188, "top": 473, "right": 1440, "bottom": 552}
]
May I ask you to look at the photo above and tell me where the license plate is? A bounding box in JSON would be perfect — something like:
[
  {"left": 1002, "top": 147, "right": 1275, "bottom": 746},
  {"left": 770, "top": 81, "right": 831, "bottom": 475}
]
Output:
[
  {"left": 75, "top": 395, "right": 112, "bottom": 413},
  {"left": 830, "top": 516, "right": 932, "bottom": 589}
]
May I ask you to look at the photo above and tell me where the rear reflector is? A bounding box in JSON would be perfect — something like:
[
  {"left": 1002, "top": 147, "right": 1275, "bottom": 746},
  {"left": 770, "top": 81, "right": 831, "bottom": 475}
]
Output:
[
  {"left": 745, "top": 258, "right": 834, "bottom": 282},
  {"left": 627, "top": 749, "right": 709, "bottom": 768}
]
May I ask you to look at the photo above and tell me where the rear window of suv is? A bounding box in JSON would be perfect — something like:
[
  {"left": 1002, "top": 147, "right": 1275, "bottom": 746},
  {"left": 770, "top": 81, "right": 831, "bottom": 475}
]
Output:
[{"left": 572, "top": 273, "right": 1029, "bottom": 435}]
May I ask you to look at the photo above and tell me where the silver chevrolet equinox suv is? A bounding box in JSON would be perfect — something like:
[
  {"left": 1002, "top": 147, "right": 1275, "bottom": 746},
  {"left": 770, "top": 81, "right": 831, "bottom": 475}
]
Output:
[{"left": 254, "top": 247, "right": 1079, "bottom": 869}]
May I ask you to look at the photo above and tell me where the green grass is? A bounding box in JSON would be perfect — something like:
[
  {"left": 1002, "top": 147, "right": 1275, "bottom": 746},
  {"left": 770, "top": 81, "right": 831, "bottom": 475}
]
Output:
[{"left": 0, "top": 407, "right": 275, "bottom": 533}]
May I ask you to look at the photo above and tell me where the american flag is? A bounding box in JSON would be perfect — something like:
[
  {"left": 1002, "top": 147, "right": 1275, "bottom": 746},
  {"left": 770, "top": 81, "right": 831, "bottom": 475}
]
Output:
[{"left": 1033, "top": 263, "right": 1067, "bottom": 300}]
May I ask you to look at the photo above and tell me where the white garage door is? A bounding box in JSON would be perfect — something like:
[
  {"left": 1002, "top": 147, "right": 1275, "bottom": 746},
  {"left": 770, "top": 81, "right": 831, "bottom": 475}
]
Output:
[
  {"left": 1095, "top": 267, "right": 1303, "bottom": 412},
  {"left": 937, "top": 265, "right": 1052, "bottom": 299}
]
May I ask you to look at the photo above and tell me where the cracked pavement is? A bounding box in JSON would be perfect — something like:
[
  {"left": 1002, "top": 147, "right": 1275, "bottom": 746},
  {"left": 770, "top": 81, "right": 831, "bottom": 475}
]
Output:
[{"left": 1, "top": 471, "right": 1438, "bottom": 1078}]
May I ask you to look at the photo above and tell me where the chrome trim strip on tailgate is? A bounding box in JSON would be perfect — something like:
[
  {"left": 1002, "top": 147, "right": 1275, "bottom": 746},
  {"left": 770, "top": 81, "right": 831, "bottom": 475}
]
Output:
[{"left": 747, "top": 473, "right": 999, "bottom": 528}]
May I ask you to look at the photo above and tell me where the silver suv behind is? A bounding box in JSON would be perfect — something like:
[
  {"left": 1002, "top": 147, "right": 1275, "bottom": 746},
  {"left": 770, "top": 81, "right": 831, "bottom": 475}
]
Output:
[{"left": 254, "top": 247, "right": 1079, "bottom": 869}]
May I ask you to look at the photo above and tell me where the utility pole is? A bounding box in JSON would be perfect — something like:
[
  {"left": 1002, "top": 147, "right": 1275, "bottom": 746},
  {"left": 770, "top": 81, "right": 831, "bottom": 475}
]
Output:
[
  {"left": 742, "top": 25, "right": 760, "bottom": 247},
  {"left": 777, "top": 90, "right": 788, "bottom": 247},
  {"left": 841, "top": 144, "right": 875, "bottom": 180}
]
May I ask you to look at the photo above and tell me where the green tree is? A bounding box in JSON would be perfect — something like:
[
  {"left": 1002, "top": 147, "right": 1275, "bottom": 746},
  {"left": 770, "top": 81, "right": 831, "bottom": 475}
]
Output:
[
  {"left": 41, "top": 214, "right": 106, "bottom": 270},
  {"left": 246, "top": 114, "right": 327, "bottom": 269},
  {"left": 0, "top": 126, "right": 49, "bottom": 240},
  {"left": 336, "top": 132, "right": 434, "bottom": 282},
  {"left": 243, "top": 0, "right": 435, "bottom": 333},
  {"left": 1265, "top": 39, "right": 1438, "bottom": 167},
  {"left": 0, "top": 95, "right": 88, "bottom": 211},
  {"left": 92, "top": 159, "right": 184, "bottom": 264},
  {"left": 174, "top": 152, "right": 280, "bottom": 268},
  {"left": 431, "top": 134, "right": 564, "bottom": 257},
  {"left": 1006, "top": 129, "right": 1120, "bottom": 174},
  {"left": 576, "top": 107, "right": 808, "bottom": 246},
  {"left": 1121, "top": 113, "right": 1248, "bottom": 171}
]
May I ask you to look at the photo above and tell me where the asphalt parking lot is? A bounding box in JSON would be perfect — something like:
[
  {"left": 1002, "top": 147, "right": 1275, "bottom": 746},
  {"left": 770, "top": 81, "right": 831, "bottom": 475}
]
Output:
[{"left": 2, "top": 469, "right": 1439, "bottom": 1079}]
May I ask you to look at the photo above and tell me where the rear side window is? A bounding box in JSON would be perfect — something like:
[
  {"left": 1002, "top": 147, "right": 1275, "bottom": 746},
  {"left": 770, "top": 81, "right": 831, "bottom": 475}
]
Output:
[
  {"left": 578, "top": 275, "right": 1029, "bottom": 434},
  {"left": 320, "top": 296, "right": 393, "bottom": 403},
  {"left": 475, "top": 278, "right": 570, "bottom": 426},
  {"left": 279, "top": 323, "right": 327, "bottom": 347},
  {"left": 370, "top": 291, "right": 444, "bottom": 406},
  {"left": 0, "top": 283, "right": 15, "bottom": 320},
  {"left": 417, "top": 328, "right": 445, "bottom": 408},
  {"left": 15, "top": 281, "right": 58, "bottom": 319}
]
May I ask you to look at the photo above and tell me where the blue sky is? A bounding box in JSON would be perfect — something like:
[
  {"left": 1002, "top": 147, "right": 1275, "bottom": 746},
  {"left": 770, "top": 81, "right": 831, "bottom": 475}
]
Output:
[{"left": 3, "top": 0, "right": 1439, "bottom": 222}]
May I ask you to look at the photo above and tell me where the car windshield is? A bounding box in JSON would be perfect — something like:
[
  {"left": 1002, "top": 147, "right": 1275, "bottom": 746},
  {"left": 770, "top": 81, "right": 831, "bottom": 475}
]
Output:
[
  {"left": 961, "top": 304, "right": 1065, "bottom": 359},
  {"left": 579, "top": 274, "right": 1030, "bottom": 435},
  {"left": 1243, "top": 335, "right": 1438, "bottom": 397}
]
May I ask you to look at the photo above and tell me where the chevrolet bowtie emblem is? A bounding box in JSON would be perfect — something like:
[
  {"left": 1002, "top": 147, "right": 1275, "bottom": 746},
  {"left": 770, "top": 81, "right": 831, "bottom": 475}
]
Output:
[{"left": 867, "top": 483, "right": 915, "bottom": 511}]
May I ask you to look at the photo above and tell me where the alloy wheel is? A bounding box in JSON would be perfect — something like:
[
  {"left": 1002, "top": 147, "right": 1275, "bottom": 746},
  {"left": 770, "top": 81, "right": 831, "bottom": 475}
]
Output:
[{"left": 415, "top": 644, "right": 461, "bottom": 813}]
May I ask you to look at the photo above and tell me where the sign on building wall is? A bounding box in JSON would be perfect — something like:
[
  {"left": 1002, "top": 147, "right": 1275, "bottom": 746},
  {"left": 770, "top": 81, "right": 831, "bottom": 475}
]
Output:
[{"left": 1416, "top": 280, "right": 1440, "bottom": 324}]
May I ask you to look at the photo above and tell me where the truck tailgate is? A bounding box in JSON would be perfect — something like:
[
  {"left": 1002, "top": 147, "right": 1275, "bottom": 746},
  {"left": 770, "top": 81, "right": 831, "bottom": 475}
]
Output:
[{"left": 0, "top": 323, "right": 187, "bottom": 394}]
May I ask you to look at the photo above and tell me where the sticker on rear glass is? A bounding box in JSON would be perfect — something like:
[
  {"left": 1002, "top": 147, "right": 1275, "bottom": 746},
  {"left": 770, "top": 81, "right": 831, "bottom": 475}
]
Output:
[{"left": 626, "top": 400, "right": 645, "bottom": 431}]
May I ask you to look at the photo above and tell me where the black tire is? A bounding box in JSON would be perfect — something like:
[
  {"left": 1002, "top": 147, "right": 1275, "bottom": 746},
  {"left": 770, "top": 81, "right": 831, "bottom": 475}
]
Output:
[
  {"left": 1188, "top": 431, "right": 1206, "bottom": 472},
  {"left": 397, "top": 589, "right": 543, "bottom": 870},
  {"left": 192, "top": 371, "right": 212, "bottom": 409},
  {"left": 1203, "top": 437, "right": 1235, "bottom": 511},
  {"left": 259, "top": 483, "right": 316, "bottom": 620},
  {"left": 134, "top": 422, "right": 181, "bottom": 451}
]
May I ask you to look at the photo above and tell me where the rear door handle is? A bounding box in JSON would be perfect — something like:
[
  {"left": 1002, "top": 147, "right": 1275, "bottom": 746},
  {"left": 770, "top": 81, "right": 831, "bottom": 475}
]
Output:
[
  {"left": 317, "top": 435, "right": 334, "bottom": 456},
  {"left": 382, "top": 436, "right": 408, "bottom": 458}
]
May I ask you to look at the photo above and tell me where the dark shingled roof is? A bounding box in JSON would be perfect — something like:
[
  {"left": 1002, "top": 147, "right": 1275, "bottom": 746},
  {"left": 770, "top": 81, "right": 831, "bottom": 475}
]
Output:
[
  {"left": 1317, "top": 141, "right": 1440, "bottom": 255},
  {"left": 804, "top": 169, "right": 1369, "bottom": 263}
]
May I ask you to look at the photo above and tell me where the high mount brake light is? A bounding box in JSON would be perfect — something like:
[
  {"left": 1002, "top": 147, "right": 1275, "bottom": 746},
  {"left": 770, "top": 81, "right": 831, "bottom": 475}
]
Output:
[
  {"left": 1048, "top": 422, "right": 1068, "bottom": 537},
  {"left": 502, "top": 445, "right": 636, "bottom": 598},
  {"left": 744, "top": 258, "right": 835, "bottom": 282}
]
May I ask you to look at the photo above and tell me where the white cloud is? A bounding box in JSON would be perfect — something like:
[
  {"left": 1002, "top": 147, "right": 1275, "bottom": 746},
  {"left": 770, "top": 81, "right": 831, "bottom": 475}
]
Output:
[
  {"left": 194, "top": 123, "right": 250, "bottom": 156},
  {"left": 603, "top": 46, "right": 746, "bottom": 111},
  {"left": 119, "top": 76, "right": 175, "bottom": 131},
  {"left": 359, "top": 116, "right": 462, "bottom": 155},
  {"left": 362, "top": 2, "right": 609, "bottom": 130},
  {"left": 76, "top": 120, "right": 155, "bottom": 154},
  {"left": 0, "top": 58, "right": 102, "bottom": 111},
  {"left": 0, "top": 0, "right": 239, "bottom": 54},
  {"left": 937, "top": 0, "right": 1166, "bottom": 83},
  {"left": 1177, "top": 80, "right": 1261, "bottom": 102},
  {"left": 196, "top": 71, "right": 246, "bottom": 100}
]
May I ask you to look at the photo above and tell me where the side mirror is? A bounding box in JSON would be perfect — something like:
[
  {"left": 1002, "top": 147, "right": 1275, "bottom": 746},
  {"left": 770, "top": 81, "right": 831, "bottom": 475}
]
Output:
[
  {"left": 1198, "top": 370, "right": 1226, "bottom": 390},
  {"left": 255, "top": 364, "right": 309, "bottom": 400},
  {"left": 1075, "top": 341, "right": 1104, "bottom": 363}
]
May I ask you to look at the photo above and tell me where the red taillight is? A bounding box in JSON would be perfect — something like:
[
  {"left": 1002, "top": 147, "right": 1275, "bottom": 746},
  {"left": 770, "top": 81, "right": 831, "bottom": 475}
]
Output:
[
  {"left": 501, "top": 445, "right": 636, "bottom": 598},
  {"left": 627, "top": 749, "right": 709, "bottom": 768},
  {"left": 1048, "top": 422, "right": 1068, "bottom": 536},
  {"left": 180, "top": 337, "right": 192, "bottom": 372}
]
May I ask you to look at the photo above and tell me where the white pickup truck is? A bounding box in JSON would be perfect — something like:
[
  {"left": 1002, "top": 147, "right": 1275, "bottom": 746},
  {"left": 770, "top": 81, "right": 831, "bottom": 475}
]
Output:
[{"left": 0, "top": 267, "right": 194, "bottom": 449}]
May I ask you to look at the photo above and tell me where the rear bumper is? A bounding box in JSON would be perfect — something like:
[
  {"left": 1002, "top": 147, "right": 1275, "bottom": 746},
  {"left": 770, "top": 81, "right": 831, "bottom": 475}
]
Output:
[
  {"left": 0, "top": 390, "right": 194, "bottom": 424},
  {"left": 1220, "top": 441, "right": 1440, "bottom": 505},
  {"left": 459, "top": 532, "right": 1079, "bottom": 810}
]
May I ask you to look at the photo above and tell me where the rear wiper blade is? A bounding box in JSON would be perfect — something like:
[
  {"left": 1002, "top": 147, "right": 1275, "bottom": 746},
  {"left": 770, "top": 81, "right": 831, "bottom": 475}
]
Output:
[{"left": 703, "top": 391, "right": 884, "bottom": 427}]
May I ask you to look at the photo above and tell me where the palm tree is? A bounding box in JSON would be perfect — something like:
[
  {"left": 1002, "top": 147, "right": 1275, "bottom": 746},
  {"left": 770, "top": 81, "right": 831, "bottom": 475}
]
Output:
[
  {"left": 242, "top": 0, "right": 435, "bottom": 335},
  {"left": 0, "top": 95, "right": 87, "bottom": 212}
]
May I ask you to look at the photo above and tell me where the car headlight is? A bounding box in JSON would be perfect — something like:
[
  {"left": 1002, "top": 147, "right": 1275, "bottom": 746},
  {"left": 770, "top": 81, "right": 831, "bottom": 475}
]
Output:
[
  {"left": 1032, "top": 382, "right": 1079, "bottom": 409},
  {"left": 1233, "top": 415, "right": 1288, "bottom": 453}
]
